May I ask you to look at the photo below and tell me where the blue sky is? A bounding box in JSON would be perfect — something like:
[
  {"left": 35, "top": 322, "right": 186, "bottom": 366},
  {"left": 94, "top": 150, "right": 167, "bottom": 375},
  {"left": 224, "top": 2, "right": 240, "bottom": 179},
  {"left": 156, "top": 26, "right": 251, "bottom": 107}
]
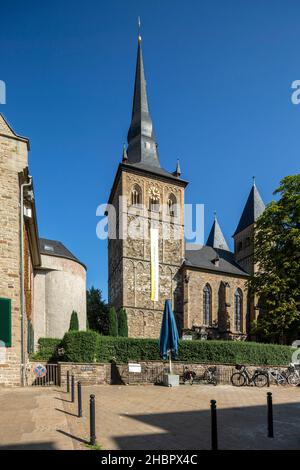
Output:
[{"left": 1, "top": 1, "right": 299, "bottom": 299}]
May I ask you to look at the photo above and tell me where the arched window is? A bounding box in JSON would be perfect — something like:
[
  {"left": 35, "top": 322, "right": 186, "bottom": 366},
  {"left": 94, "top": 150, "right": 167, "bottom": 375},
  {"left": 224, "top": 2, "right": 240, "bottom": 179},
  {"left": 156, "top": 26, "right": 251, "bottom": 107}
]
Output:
[
  {"left": 234, "top": 289, "right": 243, "bottom": 332},
  {"left": 167, "top": 194, "right": 177, "bottom": 217},
  {"left": 203, "top": 284, "right": 212, "bottom": 325},
  {"left": 131, "top": 185, "right": 142, "bottom": 206},
  {"left": 149, "top": 189, "right": 160, "bottom": 212}
]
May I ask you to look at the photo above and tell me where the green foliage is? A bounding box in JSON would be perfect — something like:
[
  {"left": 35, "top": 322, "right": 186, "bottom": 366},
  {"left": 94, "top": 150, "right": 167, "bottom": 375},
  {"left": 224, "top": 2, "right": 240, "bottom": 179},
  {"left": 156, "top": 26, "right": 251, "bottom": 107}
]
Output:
[
  {"left": 249, "top": 174, "right": 300, "bottom": 343},
  {"left": 30, "top": 337, "right": 62, "bottom": 362},
  {"left": 61, "top": 331, "right": 293, "bottom": 366},
  {"left": 62, "top": 330, "right": 99, "bottom": 362},
  {"left": 117, "top": 308, "right": 128, "bottom": 337},
  {"left": 86, "top": 287, "right": 109, "bottom": 334},
  {"left": 108, "top": 307, "right": 118, "bottom": 337},
  {"left": 69, "top": 311, "right": 79, "bottom": 331}
]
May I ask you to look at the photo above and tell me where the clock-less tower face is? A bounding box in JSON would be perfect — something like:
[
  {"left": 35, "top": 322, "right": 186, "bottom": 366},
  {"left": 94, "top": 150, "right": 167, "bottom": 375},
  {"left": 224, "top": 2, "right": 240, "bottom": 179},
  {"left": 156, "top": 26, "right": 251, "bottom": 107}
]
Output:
[{"left": 108, "top": 167, "right": 186, "bottom": 338}]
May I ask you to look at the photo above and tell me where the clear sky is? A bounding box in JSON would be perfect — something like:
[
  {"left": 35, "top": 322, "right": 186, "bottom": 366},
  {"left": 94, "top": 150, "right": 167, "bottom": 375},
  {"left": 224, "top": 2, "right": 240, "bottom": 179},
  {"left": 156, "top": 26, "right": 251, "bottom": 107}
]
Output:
[{"left": 1, "top": 1, "right": 299, "bottom": 299}]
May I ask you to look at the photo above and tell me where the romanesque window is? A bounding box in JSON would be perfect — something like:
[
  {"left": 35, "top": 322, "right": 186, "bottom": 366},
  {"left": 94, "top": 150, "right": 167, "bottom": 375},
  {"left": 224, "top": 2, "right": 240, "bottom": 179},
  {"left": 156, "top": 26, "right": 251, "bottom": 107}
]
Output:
[
  {"left": 167, "top": 194, "right": 177, "bottom": 217},
  {"left": 131, "top": 184, "right": 142, "bottom": 206},
  {"left": 203, "top": 283, "right": 212, "bottom": 325},
  {"left": 234, "top": 288, "right": 243, "bottom": 332}
]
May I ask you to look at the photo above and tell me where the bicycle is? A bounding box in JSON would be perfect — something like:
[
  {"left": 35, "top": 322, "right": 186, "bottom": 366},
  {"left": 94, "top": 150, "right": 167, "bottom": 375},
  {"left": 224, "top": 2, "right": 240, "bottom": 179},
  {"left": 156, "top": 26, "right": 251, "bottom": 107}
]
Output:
[
  {"left": 262, "top": 368, "right": 287, "bottom": 386},
  {"left": 182, "top": 366, "right": 218, "bottom": 386},
  {"left": 231, "top": 364, "right": 269, "bottom": 387},
  {"left": 286, "top": 363, "right": 300, "bottom": 387}
]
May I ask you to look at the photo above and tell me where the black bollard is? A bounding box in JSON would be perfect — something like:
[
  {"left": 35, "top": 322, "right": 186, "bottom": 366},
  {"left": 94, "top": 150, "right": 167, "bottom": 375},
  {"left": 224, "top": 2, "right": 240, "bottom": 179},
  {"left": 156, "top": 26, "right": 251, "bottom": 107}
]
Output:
[
  {"left": 71, "top": 375, "right": 75, "bottom": 403},
  {"left": 77, "top": 381, "right": 82, "bottom": 418},
  {"left": 90, "top": 394, "right": 96, "bottom": 446},
  {"left": 66, "top": 371, "right": 70, "bottom": 393},
  {"left": 210, "top": 399, "right": 218, "bottom": 450},
  {"left": 267, "top": 392, "right": 274, "bottom": 438}
]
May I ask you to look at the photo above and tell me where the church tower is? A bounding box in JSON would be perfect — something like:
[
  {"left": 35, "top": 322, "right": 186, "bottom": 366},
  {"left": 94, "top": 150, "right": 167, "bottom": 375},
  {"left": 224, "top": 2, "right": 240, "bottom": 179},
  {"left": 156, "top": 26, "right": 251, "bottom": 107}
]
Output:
[
  {"left": 233, "top": 180, "right": 265, "bottom": 331},
  {"left": 233, "top": 180, "right": 265, "bottom": 274},
  {"left": 107, "top": 33, "right": 188, "bottom": 338}
]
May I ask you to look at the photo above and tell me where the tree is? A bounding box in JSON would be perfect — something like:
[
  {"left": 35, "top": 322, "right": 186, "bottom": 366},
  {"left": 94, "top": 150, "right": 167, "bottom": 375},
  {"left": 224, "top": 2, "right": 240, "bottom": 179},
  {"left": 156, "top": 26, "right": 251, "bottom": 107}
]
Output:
[
  {"left": 117, "top": 308, "right": 128, "bottom": 337},
  {"left": 69, "top": 311, "right": 79, "bottom": 331},
  {"left": 108, "top": 306, "right": 118, "bottom": 337},
  {"left": 249, "top": 174, "right": 300, "bottom": 343},
  {"left": 86, "top": 287, "right": 109, "bottom": 335}
]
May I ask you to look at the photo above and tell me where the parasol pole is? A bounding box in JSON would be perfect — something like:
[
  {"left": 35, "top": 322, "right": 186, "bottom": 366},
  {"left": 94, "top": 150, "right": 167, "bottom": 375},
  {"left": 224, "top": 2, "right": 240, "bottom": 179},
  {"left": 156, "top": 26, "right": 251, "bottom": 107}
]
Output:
[{"left": 169, "top": 350, "right": 172, "bottom": 374}]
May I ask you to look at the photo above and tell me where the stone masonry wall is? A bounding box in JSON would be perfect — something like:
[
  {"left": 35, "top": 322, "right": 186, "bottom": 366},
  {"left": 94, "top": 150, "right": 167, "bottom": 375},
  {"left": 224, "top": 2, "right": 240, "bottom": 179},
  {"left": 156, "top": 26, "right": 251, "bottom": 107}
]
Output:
[
  {"left": 108, "top": 167, "right": 186, "bottom": 338},
  {"left": 183, "top": 268, "right": 248, "bottom": 338},
  {"left": 0, "top": 115, "right": 29, "bottom": 386}
]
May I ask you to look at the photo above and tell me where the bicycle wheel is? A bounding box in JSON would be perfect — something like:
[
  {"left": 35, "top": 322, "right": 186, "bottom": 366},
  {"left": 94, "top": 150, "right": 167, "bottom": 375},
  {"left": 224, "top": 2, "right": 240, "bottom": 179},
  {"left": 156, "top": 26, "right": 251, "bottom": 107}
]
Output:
[
  {"left": 288, "top": 373, "right": 300, "bottom": 387},
  {"left": 231, "top": 372, "right": 246, "bottom": 387},
  {"left": 254, "top": 373, "right": 269, "bottom": 387}
]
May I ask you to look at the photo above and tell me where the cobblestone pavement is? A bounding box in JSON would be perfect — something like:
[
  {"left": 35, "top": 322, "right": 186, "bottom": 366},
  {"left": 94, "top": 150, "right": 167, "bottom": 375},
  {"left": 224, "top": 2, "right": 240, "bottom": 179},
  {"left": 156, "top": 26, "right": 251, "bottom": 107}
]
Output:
[
  {"left": 61, "top": 384, "right": 300, "bottom": 450},
  {"left": 0, "top": 387, "right": 74, "bottom": 450}
]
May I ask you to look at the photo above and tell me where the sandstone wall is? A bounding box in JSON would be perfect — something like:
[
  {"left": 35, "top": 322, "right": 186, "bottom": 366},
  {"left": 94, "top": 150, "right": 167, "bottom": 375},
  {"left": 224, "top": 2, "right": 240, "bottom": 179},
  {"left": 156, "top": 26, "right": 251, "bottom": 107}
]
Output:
[{"left": 0, "top": 115, "right": 29, "bottom": 386}]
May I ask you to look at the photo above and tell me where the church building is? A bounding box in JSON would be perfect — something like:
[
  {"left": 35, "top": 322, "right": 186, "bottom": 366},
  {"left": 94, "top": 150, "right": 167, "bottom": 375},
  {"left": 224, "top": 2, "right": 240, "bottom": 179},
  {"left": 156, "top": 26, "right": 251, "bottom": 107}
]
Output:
[{"left": 107, "top": 33, "right": 265, "bottom": 340}]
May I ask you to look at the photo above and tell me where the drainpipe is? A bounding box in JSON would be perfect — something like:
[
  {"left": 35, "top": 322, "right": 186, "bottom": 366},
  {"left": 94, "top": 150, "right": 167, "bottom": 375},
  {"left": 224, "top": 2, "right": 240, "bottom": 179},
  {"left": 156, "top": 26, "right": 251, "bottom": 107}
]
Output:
[{"left": 20, "top": 176, "right": 32, "bottom": 387}]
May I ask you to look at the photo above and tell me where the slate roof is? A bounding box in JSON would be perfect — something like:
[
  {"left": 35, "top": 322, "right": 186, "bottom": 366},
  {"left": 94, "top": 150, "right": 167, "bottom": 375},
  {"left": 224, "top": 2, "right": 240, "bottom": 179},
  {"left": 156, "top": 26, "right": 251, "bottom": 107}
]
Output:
[
  {"left": 39, "top": 238, "right": 86, "bottom": 269},
  {"left": 185, "top": 245, "right": 249, "bottom": 276},
  {"left": 123, "top": 161, "right": 187, "bottom": 184},
  {"left": 126, "top": 36, "right": 160, "bottom": 167},
  {"left": 233, "top": 183, "right": 265, "bottom": 236},
  {"left": 206, "top": 216, "right": 230, "bottom": 251}
]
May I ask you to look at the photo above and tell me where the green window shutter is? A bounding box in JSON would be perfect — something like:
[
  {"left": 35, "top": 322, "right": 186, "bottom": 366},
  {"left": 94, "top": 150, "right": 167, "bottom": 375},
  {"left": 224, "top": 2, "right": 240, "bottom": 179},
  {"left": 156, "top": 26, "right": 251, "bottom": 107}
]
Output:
[{"left": 0, "top": 298, "right": 12, "bottom": 347}]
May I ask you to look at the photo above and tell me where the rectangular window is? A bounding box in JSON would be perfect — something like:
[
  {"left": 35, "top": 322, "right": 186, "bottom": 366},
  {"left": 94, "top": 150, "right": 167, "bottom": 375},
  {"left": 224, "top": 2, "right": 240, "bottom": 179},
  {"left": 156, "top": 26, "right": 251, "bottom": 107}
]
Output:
[{"left": 0, "top": 298, "right": 12, "bottom": 347}]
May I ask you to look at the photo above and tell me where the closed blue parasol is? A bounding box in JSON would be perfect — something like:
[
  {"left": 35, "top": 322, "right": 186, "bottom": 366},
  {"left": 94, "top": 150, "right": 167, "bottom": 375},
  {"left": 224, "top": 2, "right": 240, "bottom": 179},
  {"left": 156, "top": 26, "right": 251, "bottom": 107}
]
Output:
[{"left": 159, "top": 300, "right": 179, "bottom": 373}]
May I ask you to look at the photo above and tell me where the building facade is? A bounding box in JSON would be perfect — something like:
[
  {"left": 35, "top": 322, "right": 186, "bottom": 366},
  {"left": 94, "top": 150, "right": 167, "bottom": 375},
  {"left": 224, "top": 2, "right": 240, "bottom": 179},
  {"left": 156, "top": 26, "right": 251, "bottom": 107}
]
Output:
[
  {"left": 0, "top": 114, "right": 87, "bottom": 386},
  {"left": 107, "top": 35, "right": 265, "bottom": 340},
  {"left": 33, "top": 239, "right": 87, "bottom": 346}
]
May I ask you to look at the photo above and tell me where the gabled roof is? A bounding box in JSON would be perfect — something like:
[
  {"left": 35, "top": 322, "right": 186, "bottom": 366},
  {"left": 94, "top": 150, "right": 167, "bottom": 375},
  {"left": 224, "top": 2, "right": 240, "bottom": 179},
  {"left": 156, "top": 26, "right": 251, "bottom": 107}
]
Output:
[
  {"left": 39, "top": 238, "right": 86, "bottom": 270},
  {"left": 233, "top": 183, "right": 265, "bottom": 236},
  {"left": 0, "top": 113, "right": 30, "bottom": 149},
  {"left": 206, "top": 216, "right": 229, "bottom": 251},
  {"left": 185, "top": 245, "right": 249, "bottom": 276}
]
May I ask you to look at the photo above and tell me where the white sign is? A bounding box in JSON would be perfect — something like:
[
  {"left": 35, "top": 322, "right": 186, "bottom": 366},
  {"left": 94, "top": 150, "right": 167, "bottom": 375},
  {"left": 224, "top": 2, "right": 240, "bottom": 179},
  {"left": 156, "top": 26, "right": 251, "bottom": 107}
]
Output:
[
  {"left": 182, "top": 335, "right": 193, "bottom": 341},
  {"left": 128, "top": 363, "right": 142, "bottom": 373}
]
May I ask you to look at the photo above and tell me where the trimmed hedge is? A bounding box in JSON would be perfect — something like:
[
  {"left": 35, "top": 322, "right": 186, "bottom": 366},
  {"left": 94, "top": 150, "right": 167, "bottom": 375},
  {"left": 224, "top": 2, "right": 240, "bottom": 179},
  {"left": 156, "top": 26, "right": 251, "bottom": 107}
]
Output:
[
  {"left": 30, "top": 337, "right": 62, "bottom": 362},
  {"left": 61, "top": 331, "right": 294, "bottom": 366}
]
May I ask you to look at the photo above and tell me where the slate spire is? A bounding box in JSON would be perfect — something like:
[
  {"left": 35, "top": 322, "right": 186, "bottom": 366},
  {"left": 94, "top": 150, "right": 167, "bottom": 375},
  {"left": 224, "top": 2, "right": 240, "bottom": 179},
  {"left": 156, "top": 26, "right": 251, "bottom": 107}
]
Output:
[
  {"left": 233, "top": 180, "right": 265, "bottom": 236},
  {"left": 126, "top": 32, "right": 160, "bottom": 167},
  {"left": 206, "top": 213, "right": 230, "bottom": 251}
]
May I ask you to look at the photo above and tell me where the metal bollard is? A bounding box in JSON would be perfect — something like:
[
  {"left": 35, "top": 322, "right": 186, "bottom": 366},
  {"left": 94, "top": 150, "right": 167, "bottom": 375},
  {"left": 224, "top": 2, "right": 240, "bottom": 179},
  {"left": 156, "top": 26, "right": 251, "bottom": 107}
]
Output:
[
  {"left": 90, "top": 394, "right": 96, "bottom": 446},
  {"left": 210, "top": 399, "right": 218, "bottom": 450},
  {"left": 267, "top": 392, "right": 274, "bottom": 438},
  {"left": 71, "top": 375, "right": 75, "bottom": 403},
  {"left": 77, "top": 381, "right": 82, "bottom": 418},
  {"left": 67, "top": 371, "right": 70, "bottom": 393}
]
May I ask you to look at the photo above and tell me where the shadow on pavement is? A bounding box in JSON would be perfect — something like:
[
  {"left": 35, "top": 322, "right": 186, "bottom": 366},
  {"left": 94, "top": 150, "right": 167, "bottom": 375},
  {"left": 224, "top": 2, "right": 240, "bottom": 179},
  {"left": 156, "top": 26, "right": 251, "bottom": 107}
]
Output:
[
  {"left": 0, "top": 442, "right": 56, "bottom": 450},
  {"left": 112, "top": 402, "right": 300, "bottom": 450}
]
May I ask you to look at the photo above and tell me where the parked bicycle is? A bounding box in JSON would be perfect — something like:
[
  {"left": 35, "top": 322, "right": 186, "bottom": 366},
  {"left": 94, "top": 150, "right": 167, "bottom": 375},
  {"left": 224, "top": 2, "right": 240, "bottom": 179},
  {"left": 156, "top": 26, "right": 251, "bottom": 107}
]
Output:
[
  {"left": 183, "top": 366, "right": 217, "bottom": 386},
  {"left": 286, "top": 363, "right": 300, "bottom": 386},
  {"left": 231, "top": 364, "right": 269, "bottom": 387},
  {"left": 262, "top": 367, "right": 287, "bottom": 386}
]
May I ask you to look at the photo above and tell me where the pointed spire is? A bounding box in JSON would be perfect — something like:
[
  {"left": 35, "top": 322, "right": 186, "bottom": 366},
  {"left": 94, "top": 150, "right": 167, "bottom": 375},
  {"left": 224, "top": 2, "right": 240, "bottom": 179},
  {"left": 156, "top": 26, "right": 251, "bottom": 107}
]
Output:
[
  {"left": 206, "top": 214, "right": 230, "bottom": 251},
  {"left": 173, "top": 159, "right": 181, "bottom": 177},
  {"left": 126, "top": 28, "right": 160, "bottom": 168},
  {"left": 122, "top": 143, "right": 128, "bottom": 162},
  {"left": 233, "top": 179, "right": 265, "bottom": 236}
]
